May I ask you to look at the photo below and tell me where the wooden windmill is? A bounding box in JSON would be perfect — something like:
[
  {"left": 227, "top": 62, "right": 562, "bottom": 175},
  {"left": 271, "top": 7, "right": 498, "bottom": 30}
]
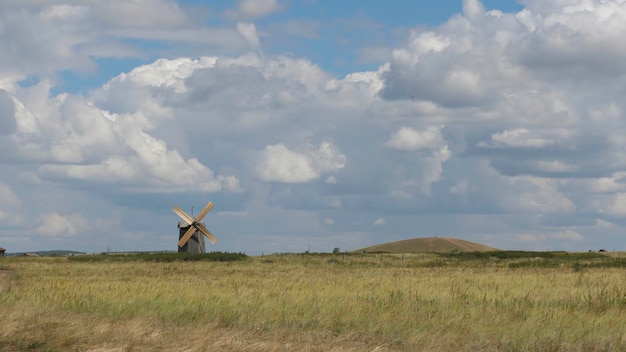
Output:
[{"left": 173, "top": 201, "right": 217, "bottom": 253}]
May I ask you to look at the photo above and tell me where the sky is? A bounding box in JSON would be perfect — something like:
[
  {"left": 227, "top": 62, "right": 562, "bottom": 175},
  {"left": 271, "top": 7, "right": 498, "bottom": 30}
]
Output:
[{"left": 1, "top": 0, "right": 626, "bottom": 254}]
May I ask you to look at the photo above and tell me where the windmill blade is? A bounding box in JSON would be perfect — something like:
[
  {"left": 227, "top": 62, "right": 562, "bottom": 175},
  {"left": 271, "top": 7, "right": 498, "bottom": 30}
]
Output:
[
  {"left": 173, "top": 206, "right": 194, "bottom": 225},
  {"left": 178, "top": 225, "right": 198, "bottom": 247},
  {"left": 195, "top": 201, "right": 214, "bottom": 222},
  {"left": 196, "top": 222, "right": 217, "bottom": 244}
]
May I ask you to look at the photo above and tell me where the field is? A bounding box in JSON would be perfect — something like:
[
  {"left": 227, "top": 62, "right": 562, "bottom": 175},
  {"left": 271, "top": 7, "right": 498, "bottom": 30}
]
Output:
[{"left": 2, "top": 252, "right": 626, "bottom": 351}]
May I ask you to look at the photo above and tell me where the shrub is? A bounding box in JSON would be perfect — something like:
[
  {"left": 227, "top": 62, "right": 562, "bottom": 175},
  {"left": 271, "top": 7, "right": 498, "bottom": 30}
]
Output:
[{"left": 67, "top": 252, "right": 248, "bottom": 263}]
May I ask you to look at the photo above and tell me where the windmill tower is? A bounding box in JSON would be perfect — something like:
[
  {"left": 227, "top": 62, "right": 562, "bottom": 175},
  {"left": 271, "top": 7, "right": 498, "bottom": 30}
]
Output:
[{"left": 173, "top": 201, "right": 217, "bottom": 253}]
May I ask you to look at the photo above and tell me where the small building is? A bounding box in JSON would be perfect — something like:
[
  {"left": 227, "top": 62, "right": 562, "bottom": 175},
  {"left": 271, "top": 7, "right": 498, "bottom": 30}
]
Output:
[
  {"left": 178, "top": 221, "right": 206, "bottom": 254},
  {"left": 0, "top": 247, "right": 5, "bottom": 257}
]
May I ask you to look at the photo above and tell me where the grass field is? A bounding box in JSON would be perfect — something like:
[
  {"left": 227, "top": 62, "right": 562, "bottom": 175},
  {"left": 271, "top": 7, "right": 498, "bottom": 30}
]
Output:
[{"left": 1, "top": 252, "right": 626, "bottom": 351}]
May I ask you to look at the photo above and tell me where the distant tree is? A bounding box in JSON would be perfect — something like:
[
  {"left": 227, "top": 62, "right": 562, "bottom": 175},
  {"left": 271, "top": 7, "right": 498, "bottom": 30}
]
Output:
[{"left": 333, "top": 247, "right": 341, "bottom": 254}]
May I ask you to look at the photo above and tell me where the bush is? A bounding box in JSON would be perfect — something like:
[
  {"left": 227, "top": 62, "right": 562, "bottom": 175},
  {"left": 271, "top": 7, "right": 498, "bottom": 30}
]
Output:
[{"left": 67, "top": 252, "right": 248, "bottom": 263}]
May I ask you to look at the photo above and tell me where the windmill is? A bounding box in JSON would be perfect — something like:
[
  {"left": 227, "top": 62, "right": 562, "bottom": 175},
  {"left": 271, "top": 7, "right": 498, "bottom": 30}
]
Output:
[{"left": 173, "top": 201, "right": 217, "bottom": 253}]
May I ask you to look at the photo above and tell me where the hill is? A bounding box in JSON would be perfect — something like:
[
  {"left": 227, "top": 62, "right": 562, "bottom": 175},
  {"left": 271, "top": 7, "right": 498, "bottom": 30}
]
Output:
[{"left": 354, "top": 237, "right": 499, "bottom": 253}]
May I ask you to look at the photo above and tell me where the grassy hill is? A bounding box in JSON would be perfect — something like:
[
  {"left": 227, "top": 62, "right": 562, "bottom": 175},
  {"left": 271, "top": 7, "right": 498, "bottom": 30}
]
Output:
[{"left": 354, "top": 237, "right": 499, "bottom": 253}]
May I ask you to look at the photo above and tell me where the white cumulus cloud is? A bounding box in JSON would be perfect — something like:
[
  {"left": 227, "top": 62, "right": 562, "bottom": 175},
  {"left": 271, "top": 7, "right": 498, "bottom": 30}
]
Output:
[
  {"left": 255, "top": 142, "right": 346, "bottom": 183},
  {"left": 36, "top": 212, "right": 87, "bottom": 238},
  {"left": 385, "top": 126, "right": 445, "bottom": 152}
]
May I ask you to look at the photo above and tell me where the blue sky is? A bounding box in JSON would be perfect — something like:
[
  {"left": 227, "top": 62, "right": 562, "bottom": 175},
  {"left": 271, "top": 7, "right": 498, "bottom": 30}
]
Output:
[{"left": 3, "top": 0, "right": 626, "bottom": 254}]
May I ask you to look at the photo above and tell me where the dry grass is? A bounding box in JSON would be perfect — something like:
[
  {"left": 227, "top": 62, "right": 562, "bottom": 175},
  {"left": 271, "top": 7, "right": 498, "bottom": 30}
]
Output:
[
  {"left": 0, "top": 268, "right": 10, "bottom": 293},
  {"left": 355, "top": 237, "right": 499, "bottom": 253},
  {"left": 1, "top": 255, "right": 626, "bottom": 351}
]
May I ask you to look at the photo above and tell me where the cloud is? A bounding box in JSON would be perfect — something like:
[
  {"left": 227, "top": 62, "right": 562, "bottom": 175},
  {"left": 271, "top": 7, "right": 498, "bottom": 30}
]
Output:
[
  {"left": 554, "top": 230, "right": 583, "bottom": 241},
  {"left": 325, "top": 176, "right": 338, "bottom": 184},
  {"left": 374, "top": 218, "right": 385, "bottom": 226},
  {"left": 379, "top": 0, "right": 626, "bottom": 110},
  {"left": 92, "top": 0, "right": 188, "bottom": 29},
  {"left": 94, "top": 53, "right": 334, "bottom": 125},
  {"left": 385, "top": 126, "right": 445, "bottom": 151},
  {"left": 254, "top": 142, "right": 346, "bottom": 183},
  {"left": 0, "top": 90, "right": 16, "bottom": 135},
  {"left": 102, "top": 57, "right": 214, "bottom": 94},
  {"left": 4, "top": 81, "right": 241, "bottom": 194},
  {"left": 0, "top": 1, "right": 249, "bottom": 88},
  {"left": 390, "top": 150, "right": 451, "bottom": 197},
  {"left": 510, "top": 0, "right": 626, "bottom": 79},
  {"left": 0, "top": 182, "right": 20, "bottom": 207},
  {"left": 0, "top": 5, "right": 96, "bottom": 83},
  {"left": 596, "top": 193, "right": 626, "bottom": 218},
  {"left": 385, "top": 126, "right": 451, "bottom": 196},
  {"left": 463, "top": 0, "right": 486, "bottom": 20},
  {"left": 237, "top": 22, "right": 262, "bottom": 56},
  {"left": 255, "top": 144, "right": 317, "bottom": 183},
  {"left": 500, "top": 176, "right": 575, "bottom": 213},
  {"left": 479, "top": 129, "right": 555, "bottom": 149},
  {"left": 35, "top": 212, "right": 87, "bottom": 237},
  {"left": 449, "top": 179, "right": 469, "bottom": 195},
  {"left": 0, "top": 181, "right": 22, "bottom": 225},
  {"left": 5, "top": 0, "right": 626, "bottom": 253},
  {"left": 532, "top": 161, "right": 578, "bottom": 173},
  {"left": 227, "top": 0, "right": 282, "bottom": 20},
  {"left": 576, "top": 172, "right": 626, "bottom": 193},
  {"left": 381, "top": 24, "right": 492, "bottom": 107},
  {"left": 514, "top": 229, "right": 583, "bottom": 246}
]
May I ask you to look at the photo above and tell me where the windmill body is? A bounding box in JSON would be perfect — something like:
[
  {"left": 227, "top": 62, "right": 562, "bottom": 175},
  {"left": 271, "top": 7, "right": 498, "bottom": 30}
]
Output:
[
  {"left": 173, "top": 201, "right": 217, "bottom": 253},
  {"left": 177, "top": 221, "right": 206, "bottom": 253}
]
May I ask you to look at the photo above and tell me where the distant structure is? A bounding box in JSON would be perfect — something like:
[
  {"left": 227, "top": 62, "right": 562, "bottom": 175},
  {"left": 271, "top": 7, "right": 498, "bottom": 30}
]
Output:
[
  {"left": 177, "top": 221, "right": 206, "bottom": 253},
  {"left": 0, "top": 247, "right": 5, "bottom": 257},
  {"left": 172, "top": 201, "right": 217, "bottom": 254}
]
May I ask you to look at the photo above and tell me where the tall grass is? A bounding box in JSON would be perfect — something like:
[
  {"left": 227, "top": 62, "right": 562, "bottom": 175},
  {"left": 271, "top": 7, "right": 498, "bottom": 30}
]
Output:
[{"left": 2, "top": 254, "right": 626, "bottom": 351}]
